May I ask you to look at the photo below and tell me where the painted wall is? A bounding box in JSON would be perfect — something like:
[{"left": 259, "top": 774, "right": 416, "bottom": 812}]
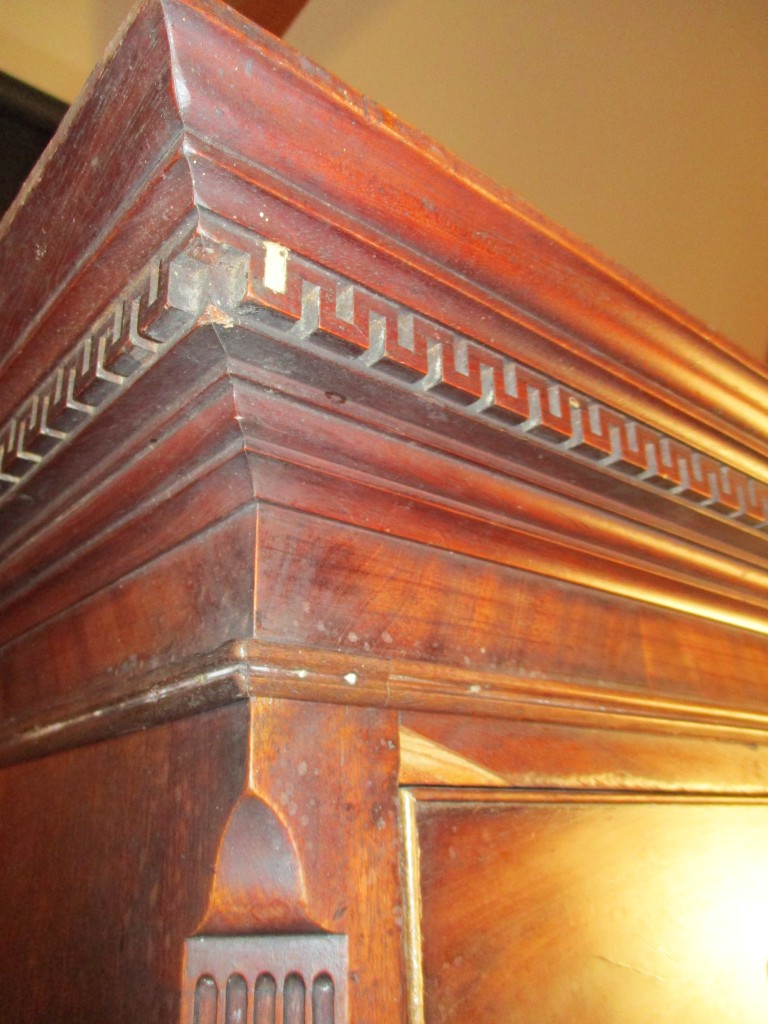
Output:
[
  {"left": 285, "top": 0, "right": 768, "bottom": 362},
  {"left": 2, "top": 0, "right": 767, "bottom": 359},
  {"left": 0, "top": 0, "right": 134, "bottom": 102}
]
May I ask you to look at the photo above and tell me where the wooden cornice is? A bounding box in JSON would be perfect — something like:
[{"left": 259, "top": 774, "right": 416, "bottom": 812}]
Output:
[
  {"left": 3, "top": 0, "right": 768, "bottom": 472},
  {"left": 2, "top": 0, "right": 768, "bottom": 746}
]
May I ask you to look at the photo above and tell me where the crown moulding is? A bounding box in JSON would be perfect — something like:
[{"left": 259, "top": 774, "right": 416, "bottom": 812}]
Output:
[
  {"left": 1, "top": 225, "right": 768, "bottom": 625},
  {"left": 2, "top": 0, "right": 768, "bottom": 741},
  {"left": 2, "top": 0, "right": 768, "bottom": 455}
]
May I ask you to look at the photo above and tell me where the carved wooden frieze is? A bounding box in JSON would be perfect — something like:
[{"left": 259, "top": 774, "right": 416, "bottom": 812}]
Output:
[
  {"left": 2, "top": 228, "right": 767, "bottom": 537},
  {"left": 0, "top": 229, "right": 236, "bottom": 499},
  {"left": 228, "top": 235, "right": 768, "bottom": 528}
]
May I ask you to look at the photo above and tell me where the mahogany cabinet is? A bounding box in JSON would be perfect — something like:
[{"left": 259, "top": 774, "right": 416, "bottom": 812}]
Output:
[{"left": 2, "top": 1, "right": 768, "bottom": 1020}]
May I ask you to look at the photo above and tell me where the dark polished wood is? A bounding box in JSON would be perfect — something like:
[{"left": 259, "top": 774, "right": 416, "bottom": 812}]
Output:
[
  {"left": 228, "top": 0, "right": 310, "bottom": 36},
  {"left": 2, "top": 0, "right": 768, "bottom": 1020}
]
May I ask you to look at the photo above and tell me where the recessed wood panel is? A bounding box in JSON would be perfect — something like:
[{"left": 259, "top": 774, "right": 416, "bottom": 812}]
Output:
[{"left": 413, "top": 795, "right": 768, "bottom": 1023}]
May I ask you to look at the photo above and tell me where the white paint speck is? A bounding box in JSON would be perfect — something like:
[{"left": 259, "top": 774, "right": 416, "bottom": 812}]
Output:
[{"left": 263, "top": 241, "right": 288, "bottom": 293}]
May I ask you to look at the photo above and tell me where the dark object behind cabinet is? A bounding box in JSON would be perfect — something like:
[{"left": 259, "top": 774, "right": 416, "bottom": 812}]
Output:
[{"left": 0, "top": 70, "right": 66, "bottom": 216}]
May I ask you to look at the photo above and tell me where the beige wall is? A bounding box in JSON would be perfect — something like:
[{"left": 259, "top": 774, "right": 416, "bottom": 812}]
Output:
[
  {"left": 3, "top": 0, "right": 767, "bottom": 360},
  {"left": 0, "top": 0, "right": 134, "bottom": 102},
  {"left": 285, "top": 0, "right": 768, "bottom": 362}
]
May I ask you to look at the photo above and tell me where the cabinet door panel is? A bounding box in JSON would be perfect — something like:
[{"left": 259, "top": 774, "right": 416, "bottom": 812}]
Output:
[{"left": 414, "top": 797, "right": 768, "bottom": 1023}]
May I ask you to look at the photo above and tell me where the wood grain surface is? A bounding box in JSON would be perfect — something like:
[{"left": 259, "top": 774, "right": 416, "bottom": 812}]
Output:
[
  {"left": 2, "top": 1, "right": 768, "bottom": 1020},
  {"left": 0, "top": 702, "right": 248, "bottom": 1022},
  {"left": 413, "top": 792, "right": 768, "bottom": 1024}
]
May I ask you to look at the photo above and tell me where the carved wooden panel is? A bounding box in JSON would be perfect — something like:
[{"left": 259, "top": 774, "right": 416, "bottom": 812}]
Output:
[{"left": 181, "top": 934, "right": 347, "bottom": 1024}]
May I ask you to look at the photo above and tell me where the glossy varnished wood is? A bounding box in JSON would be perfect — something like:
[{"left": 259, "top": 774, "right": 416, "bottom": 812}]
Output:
[
  {"left": 0, "top": 702, "right": 248, "bottom": 1022},
  {"left": 3, "top": 0, "right": 768, "bottom": 1019},
  {"left": 2, "top": 0, "right": 768, "bottom": 724},
  {"left": 398, "top": 710, "right": 768, "bottom": 794},
  {"left": 411, "top": 791, "right": 768, "bottom": 1023}
]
